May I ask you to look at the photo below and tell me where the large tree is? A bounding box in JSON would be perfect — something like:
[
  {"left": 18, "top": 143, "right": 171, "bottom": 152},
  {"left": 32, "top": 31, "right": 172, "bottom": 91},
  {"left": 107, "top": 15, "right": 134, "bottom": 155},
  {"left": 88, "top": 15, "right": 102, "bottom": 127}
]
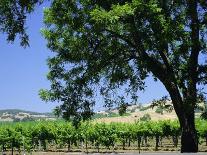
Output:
[
  {"left": 0, "top": 0, "right": 43, "bottom": 47},
  {"left": 40, "top": 0, "right": 207, "bottom": 152}
]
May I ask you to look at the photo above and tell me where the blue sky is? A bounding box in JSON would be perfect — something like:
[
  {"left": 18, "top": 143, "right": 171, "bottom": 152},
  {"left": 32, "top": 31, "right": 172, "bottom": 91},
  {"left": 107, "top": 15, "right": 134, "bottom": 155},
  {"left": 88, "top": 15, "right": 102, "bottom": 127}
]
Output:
[
  {"left": 1, "top": 2, "right": 205, "bottom": 113},
  {"left": 0, "top": 2, "right": 58, "bottom": 112}
]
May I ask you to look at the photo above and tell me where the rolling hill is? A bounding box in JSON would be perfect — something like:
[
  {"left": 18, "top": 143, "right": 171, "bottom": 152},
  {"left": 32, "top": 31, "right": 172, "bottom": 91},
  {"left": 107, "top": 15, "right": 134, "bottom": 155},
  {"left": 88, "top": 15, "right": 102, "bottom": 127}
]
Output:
[
  {"left": 0, "top": 101, "right": 204, "bottom": 123},
  {"left": 0, "top": 109, "right": 55, "bottom": 122},
  {"left": 93, "top": 101, "right": 204, "bottom": 123}
]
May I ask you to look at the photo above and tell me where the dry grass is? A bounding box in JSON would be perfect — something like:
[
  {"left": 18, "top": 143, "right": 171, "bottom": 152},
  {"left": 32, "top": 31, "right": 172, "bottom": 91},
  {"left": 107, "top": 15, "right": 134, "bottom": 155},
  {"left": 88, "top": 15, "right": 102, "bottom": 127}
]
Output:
[
  {"left": 94, "top": 109, "right": 178, "bottom": 123},
  {"left": 94, "top": 107, "right": 202, "bottom": 123}
]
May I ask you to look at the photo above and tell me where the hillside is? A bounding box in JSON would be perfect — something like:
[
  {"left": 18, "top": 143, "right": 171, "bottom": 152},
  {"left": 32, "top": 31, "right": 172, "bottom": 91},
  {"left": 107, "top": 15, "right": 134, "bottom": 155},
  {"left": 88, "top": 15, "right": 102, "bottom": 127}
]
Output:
[
  {"left": 0, "top": 101, "right": 204, "bottom": 123},
  {"left": 0, "top": 109, "right": 55, "bottom": 122},
  {"left": 94, "top": 102, "right": 203, "bottom": 123},
  {"left": 0, "top": 109, "right": 53, "bottom": 116}
]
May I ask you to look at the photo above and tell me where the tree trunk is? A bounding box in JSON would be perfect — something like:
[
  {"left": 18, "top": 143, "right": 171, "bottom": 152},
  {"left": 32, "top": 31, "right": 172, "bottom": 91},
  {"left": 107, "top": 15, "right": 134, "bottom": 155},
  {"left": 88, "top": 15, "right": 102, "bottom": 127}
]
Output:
[
  {"left": 163, "top": 80, "right": 198, "bottom": 152},
  {"left": 172, "top": 135, "right": 178, "bottom": 148},
  {"left": 85, "top": 140, "right": 88, "bottom": 153},
  {"left": 159, "top": 136, "right": 162, "bottom": 147},
  {"left": 38, "top": 140, "right": 41, "bottom": 151},
  {"left": 137, "top": 136, "right": 141, "bottom": 149},
  {"left": 180, "top": 115, "right": 198, "bottom": 153},
  {"left": 144, "top": 136, "right": 148, "bottom": 147},
  {"left": 128, "top": 138, "right": 131, "bottom": 147},
  {"left": 42, "top": 140, "right": 47, "bottom": 151},
  {"left": 155, "top": 135, "right": 159, "bottom": 151},
  {"left": 206, "top": 134, "right": 207, "bottom": 146},
  {"left": 122, "top": 141, "right": 125, "bottom": 150},
  {"left": 11, "top": 138, "right": 15, "bottom": 155},
  {"left": 141, "top": 137, "right": 144, "bottom": 146},
  {"left": 96, "top": 143, "right": 100, "bottom": 153},
  {"left": 137, "top": 136, "right": 141, "bottom": 154},
  {"left": 67, "top": 140, "right": 71, "bottom": 152}
]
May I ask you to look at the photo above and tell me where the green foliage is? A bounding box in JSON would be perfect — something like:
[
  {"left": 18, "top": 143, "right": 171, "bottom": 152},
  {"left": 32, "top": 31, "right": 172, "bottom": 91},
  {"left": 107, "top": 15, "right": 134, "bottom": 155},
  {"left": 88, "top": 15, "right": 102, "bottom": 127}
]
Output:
[
  {"left": 151, "top": 96, "right": 173, "bottom": 114},
  {"left": 140, "top": 113, "right": 151, "bottom": 121},
  {"left": 41, "top": 1, "right": 207, "bottom": 151},
  {"left": 200, "top": 102, "right": 207, "bottom": 120},
  {"left": 92, "top": 112, "right": 130, "bottom": 119},
  {"left": 155, "top": 107, "right": 164, "bottom": 115},
  {"left": 201, "top": 112, "right": 207, "bottom": 120},
  {"left": 0, "top": 119, "right": 207, "bottom": 152},
  {"left": 92, "top": 113, "right": 108, "bottom": 119},
  {"left": 108, "top": 112, "right": 130, "bottom": 117},
  {"left": 0, "top": 0, "right": 43, "bottom": 46},
  {"left": 196, "top": 119, "right": 207, "bottom": 139},
  {"left": 118, "top": 103, "right": 127, "bottom": 116}
]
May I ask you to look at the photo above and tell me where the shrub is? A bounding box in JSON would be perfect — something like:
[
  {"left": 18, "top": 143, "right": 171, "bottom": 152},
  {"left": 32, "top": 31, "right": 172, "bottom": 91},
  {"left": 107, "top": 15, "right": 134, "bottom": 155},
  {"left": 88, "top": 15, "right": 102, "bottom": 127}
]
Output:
[
  {"left": 155, "top": 107, "right": 164, "bottom": 115},
  {"left": 140, "top": 114, "right": 151, "bottom": 121}
]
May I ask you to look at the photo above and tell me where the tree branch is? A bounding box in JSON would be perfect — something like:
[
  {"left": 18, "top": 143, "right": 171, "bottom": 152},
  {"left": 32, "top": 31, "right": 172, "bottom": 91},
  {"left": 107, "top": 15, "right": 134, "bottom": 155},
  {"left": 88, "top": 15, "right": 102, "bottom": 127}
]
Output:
[
  {"left": 104, "top": 28, "right": 136, "bottom": 48},
  {"left": 129, "top": 16, "right": 185, "bottom": 123},
  {"left": 198, "top": 65, "right": 207, "bottom": 74},
  {"left": 158, "top": 50, "right": 171, "bottom": 71},
  {"left": 188, "top": 0, "right": 200, "bottom": 83}
]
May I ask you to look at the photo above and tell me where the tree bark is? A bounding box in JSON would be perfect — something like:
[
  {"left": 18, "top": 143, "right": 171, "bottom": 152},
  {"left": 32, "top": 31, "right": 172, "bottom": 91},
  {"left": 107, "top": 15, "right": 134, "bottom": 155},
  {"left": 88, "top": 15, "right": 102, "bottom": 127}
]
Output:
[
  {"left": 205, "top": 134, "right": 207, "bottom": 146},
  {"left": 159, "top": 136, "right": 162, "bottom": 147},
  {"left": 128, "top": 138, "right": 131, "bottom": 147},
  {"left": 67, "top": 140, "right": 71, "bottom": 152},
  {"left": 85, "top": 140, "right": 88, "bottom": 153},
  {"left": 180, "top": 112, "right": 198, "bottom": 153},
  {"left": 172, "top": 135, "right": 178, "bottom": 148},
  {"left": 96, "top": 143, "right": 100, "bottom": 153},
  {"left": 155, "top": 135, "right": 159, "bottom": 151},
  {"left": 137, "top": 136, "right": 141, "bottom": 149},
  {"left": 144, "top": 136, "right": 148, "bottom": 147},
  {"left": 122, "top": 140, "right": 125, "bottom": 150},
  {"left": 165, "top": 82, "right": 198, "bottom": 152},
  {"left": 11, "top": 138, "right": 14, "bottom": 155},
  {"left": 137, "top": 136, "right": 141, "bottom": 154}
]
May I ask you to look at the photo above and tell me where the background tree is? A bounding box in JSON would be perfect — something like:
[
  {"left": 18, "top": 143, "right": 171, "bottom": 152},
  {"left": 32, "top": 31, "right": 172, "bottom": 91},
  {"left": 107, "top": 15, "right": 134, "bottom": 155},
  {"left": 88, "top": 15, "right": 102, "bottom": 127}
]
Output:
[
  {"left": 40, "top": 0, "right": 207, "bottom": 152},
  {"left": 150, "top": 96, "right": 174, "bottom": 115},
  {"left": 118, "top": 96, "right": 128, "bottom": 116},
  {"left": 118, "top": 103, "right": 127, "bottom": 116},
  {"left": 0, "top": 0, "right": 43, "bottom": 47}
]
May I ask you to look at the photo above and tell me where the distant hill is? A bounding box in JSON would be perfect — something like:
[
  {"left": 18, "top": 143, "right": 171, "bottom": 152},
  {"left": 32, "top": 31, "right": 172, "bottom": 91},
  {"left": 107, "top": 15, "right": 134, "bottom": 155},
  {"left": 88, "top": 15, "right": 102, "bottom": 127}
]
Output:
[
  {"left": 0, "top": 109, "right": 55, "bottom": 122},
  {"left": 0, "top": 109, "right": 53, "bottom": 116},
  {"left": 0, "top": 101, "right": 204, "bottom": 123},
  {"left": 93, "top": 101, "right": 204, "bottom": 123}
]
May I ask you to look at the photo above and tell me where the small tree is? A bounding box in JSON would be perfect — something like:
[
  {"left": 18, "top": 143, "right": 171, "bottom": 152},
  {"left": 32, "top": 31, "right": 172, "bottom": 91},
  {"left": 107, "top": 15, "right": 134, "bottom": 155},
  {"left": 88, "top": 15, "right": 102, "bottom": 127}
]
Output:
[
  {"left": 140, "top": 114, "right": 151, "bottom": 122},
  {"left": 150, "top": 96, "right": 173, "bottom": 115},
  {"left": 118, "top": 104, "right": 127, "bottom": 116}
]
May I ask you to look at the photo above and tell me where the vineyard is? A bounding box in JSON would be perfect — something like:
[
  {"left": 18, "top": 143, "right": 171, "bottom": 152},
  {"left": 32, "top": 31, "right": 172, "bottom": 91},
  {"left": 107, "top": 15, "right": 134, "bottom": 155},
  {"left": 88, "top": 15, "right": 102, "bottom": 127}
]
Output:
[{"left": 0, "top": 119, "right": 207, "bottom": 154}]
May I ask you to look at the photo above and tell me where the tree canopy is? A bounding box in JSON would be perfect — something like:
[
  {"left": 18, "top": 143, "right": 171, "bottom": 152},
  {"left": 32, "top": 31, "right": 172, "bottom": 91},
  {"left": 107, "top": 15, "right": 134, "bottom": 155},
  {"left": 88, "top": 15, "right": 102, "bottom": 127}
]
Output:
[
  {"left": 0, "top": 0, "right": 43, "bottom": 47},
  {"left": 40, "top": 0, "right": 207, "bottom": 152}
]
